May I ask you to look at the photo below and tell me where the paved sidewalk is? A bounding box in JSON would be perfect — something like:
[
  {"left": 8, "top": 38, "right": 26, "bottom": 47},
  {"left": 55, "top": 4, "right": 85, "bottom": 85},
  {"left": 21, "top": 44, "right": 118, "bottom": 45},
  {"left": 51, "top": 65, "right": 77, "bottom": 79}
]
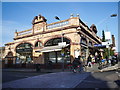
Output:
[
  {"left": 99, "top": 64, "right": 119, "bottom": 72},
  {"left": 2, "top": 72, "right": 90, "bottom": 88},
  {"left": 86, "top": 63, "right": 119, "bottom": 72}
]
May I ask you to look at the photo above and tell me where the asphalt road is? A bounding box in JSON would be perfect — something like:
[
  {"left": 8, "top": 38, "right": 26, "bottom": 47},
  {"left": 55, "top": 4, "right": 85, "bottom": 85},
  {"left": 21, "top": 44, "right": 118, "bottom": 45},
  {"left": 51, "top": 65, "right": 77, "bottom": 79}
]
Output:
[
  {"left": 2, "top": 70, "right": 49, "bottom": 83},
  {"left": 2, "top": 69, "right": 120, "bottom": 88},
  {"left": 76, "top": 70, "right": 120, "bottom": 89}
]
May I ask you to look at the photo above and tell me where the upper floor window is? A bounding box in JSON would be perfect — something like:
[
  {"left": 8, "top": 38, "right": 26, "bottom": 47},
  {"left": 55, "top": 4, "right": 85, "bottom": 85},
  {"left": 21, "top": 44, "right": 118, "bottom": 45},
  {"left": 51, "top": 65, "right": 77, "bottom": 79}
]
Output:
[
  {"left": 44, "top": 37, "right": 70, "bottom": 47},
  {"left": 35, "top": 41, "right": 43, "bottom": 47},
  {"left": 89, "top": 41, "right": 92, "bottom": 46},
  {"left": 81, "top": 38, "right": 87, "bottom": 45}
]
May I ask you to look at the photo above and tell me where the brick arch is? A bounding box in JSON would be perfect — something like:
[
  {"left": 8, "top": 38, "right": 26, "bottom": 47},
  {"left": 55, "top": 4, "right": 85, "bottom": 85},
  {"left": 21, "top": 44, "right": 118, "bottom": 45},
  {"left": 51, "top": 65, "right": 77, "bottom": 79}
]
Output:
[{"left": 43, "top": 36, "right": 72, "bottom": 46}]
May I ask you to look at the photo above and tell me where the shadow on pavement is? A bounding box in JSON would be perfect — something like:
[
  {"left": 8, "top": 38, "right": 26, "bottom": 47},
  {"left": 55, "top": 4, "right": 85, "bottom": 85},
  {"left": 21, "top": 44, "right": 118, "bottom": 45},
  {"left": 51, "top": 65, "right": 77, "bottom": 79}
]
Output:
[
  {"left": 75, "top": 73, "right": 117, "bottom": 89},
  {"left": 114, "top": 80, "right": 120, "bottom": 87}
]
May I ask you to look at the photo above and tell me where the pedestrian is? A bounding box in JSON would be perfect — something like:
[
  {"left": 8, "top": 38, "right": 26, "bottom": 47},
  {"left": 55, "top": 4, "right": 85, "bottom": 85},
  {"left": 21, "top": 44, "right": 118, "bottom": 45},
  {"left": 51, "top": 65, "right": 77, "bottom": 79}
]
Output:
[
  {"left": 79, "top": 56, "right": 85, "bottom": 72},
  {"left": 47, "top": 60, "right": 53, "bottom": 70},
  {"left": 35, "top": 63, "right": 41, "bottom": 72},
  {"left": 98, "top": 54, "right": 102, "bottom": 65},
  {"left": 105, "top": 56, "right": 109, "bottom": 64},
  {"left": 72, "top": 57, "right": 81, "bottom": 73},
  {"left": 87, "top": 54, "right": 92, "bottom": 68}
]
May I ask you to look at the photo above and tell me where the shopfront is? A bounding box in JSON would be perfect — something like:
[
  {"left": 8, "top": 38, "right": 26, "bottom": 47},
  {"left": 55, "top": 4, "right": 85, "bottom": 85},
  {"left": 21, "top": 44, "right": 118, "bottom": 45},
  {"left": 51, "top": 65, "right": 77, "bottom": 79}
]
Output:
[{"left": 43, "top": 37, "right": 70, "bottom": 68}]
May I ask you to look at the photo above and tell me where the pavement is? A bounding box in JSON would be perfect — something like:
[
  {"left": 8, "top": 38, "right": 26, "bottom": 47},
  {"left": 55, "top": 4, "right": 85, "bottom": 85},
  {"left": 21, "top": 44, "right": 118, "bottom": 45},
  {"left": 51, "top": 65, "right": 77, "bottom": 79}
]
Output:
[{"left": 2, "top": 63, "right": 119, "bottom": 88}]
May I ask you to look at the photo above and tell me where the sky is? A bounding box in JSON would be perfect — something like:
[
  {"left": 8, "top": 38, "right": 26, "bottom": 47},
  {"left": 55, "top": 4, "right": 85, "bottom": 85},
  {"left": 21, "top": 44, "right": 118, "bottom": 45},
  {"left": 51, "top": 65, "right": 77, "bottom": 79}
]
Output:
[{"left": 1, "top": 2, "right": 118, "bottom": 51}]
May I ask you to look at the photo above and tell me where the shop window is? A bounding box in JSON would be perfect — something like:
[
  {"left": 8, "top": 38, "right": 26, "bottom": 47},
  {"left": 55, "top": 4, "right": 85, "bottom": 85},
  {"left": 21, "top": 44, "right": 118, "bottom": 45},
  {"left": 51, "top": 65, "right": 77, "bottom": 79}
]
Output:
[
  {"left": 44, "top": 37, "right": 71, "bottom": 64},
  {"left": 16, "top": 43, "right": 33, "bottom": 64}
]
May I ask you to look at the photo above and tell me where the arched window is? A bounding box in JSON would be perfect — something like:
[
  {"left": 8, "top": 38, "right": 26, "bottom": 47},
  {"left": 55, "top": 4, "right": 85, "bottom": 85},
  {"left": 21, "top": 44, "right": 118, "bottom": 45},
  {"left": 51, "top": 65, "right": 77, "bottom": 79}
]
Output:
[
  {"left": 44, "top": 37, "right": 70, "bottom": 47},
  {"left": 16, "top": 43, "right": 32, "bottom": 53},
  {"left": 44, "top": 37, "right": 71, "bottom": 64},
  {"left": 16, "top": 43, "right": 33, "bottom": 64},
  {"left": 35, "top": 41, "right": 42, "bottom": 47}
]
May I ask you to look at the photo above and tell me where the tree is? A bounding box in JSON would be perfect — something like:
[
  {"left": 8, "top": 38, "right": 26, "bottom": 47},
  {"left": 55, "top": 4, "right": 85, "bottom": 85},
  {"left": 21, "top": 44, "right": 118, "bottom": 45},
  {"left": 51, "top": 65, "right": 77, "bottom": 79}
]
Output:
[{"left": 102, "top": 30, "right": 106, "bottom": 42}]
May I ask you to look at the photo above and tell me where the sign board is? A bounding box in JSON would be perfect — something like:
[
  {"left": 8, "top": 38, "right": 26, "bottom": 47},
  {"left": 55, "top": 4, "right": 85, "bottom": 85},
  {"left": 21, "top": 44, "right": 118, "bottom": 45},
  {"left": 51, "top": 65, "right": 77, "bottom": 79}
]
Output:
[
  {"left": 105, "top": 31, "right": 111, "bottom": 40},
  {"left": 102, "top": 42, "right": 108, "bottom": 46},
  {"left": 58, "top": 42, "right": 66, "bottom": 47}
]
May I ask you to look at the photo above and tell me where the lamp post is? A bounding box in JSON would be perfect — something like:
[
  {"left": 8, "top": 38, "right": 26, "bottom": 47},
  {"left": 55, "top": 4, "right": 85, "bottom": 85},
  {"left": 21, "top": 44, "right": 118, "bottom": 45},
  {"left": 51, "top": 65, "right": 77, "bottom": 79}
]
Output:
[
  {"left": 55, "top": 16, "right": 65, "bottom": 71},
  {"left": 55, "top": 16, "right": 64, "bottom": 43},
  {"left": 109, "top": 14, "right": 117, "bottom": 59},
  {"left": 103, "top": 14, "right": 117, "bottom": 59}
]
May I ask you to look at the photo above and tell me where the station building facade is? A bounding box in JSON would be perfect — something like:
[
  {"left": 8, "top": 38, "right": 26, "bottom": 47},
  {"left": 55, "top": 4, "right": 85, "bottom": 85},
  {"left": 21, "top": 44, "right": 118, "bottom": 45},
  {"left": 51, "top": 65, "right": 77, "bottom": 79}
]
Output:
[{"left": 3, "top": 14, "right": 102, "bottom": 68}]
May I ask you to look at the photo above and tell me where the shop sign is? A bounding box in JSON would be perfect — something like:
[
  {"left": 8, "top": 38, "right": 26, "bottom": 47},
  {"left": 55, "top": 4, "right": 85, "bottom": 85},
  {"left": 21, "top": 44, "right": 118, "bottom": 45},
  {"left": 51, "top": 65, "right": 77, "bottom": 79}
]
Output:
[{"left": 102, "top": 42, "right": 108, "bottom": 46}]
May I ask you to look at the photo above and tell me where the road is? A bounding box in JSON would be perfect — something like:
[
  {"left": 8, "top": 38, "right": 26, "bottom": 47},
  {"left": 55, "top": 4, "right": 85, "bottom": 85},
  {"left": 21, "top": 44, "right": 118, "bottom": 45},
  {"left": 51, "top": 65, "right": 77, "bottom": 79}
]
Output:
[
  {"left": 2, "top": 69, "right": 120, "bottom": 88},
  {"left": 76, "top": 70, "right": 120, "bottom": 88},
  {"left": 2, "top": 70, "right": 49, "bottom": 83}
]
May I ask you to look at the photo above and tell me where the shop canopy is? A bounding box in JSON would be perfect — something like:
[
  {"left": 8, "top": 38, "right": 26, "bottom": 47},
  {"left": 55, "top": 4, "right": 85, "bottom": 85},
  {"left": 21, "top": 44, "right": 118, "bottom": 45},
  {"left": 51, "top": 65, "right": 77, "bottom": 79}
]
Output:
[{"left": 35, "top": 44, "right": 69, "bottom": 53}]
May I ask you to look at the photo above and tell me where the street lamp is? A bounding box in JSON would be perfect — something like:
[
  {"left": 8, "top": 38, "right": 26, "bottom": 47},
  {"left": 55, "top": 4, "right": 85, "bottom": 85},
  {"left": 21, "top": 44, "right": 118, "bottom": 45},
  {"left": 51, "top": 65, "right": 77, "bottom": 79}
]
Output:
[
  {"left": 103, "top": 14, "right": 117, "bottom": 59},
  {"left": 110, "top": 14, "right": 117, "bottom": 17},
  {"left": 55, "top": 16, "right": 64, "bottom": 43},
  {"left": 55, "top": 16, "right": 65, "bottom": 71}
]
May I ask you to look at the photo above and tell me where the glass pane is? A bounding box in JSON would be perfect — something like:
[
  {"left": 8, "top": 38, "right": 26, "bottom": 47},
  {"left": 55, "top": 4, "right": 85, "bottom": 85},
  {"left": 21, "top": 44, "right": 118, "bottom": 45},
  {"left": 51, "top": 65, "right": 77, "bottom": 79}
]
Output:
[
  {"left": 49, "top": 52, "right": 56, "bottom": 63},
  {"left": 57, "top": 52, "right": 62, "bottom": 63}
]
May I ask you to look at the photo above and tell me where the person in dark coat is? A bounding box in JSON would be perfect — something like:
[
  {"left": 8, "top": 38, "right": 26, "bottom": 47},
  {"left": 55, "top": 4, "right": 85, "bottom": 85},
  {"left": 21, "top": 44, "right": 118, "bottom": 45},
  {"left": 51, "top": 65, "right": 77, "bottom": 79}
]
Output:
[
  {"left": 72, "top": 57, "right": 81, "bottom": 69},
  {"left": 35, "top": 63, "right": 41, "bottom": 72}
]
